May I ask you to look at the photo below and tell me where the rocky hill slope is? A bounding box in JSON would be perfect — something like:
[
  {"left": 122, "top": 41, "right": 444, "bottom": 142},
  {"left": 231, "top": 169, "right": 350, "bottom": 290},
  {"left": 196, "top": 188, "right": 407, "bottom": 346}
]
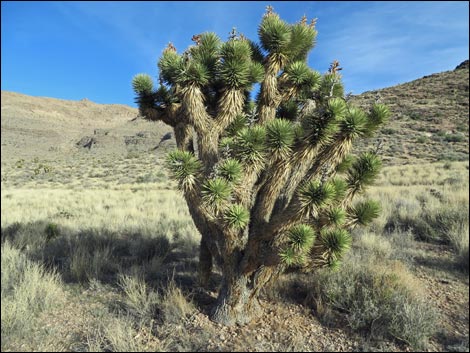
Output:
[
  {"left": 1, "top": 60, "right": 468, "bottom": 165},
  {"left": 0, "top": 91, "right": 173, "bottom": 162},
  {"left": 352, "top": 60, "right": 469, "bottom": 165}
]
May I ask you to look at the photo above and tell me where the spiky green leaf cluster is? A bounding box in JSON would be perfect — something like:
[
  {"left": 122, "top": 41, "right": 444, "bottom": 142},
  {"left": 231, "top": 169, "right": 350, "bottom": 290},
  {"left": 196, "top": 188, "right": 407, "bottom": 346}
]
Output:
[
  {"left": 284, "top": 61, "right": 310, "bottom": 85},
  {"left": 336, "top": 155, "right": 356, "bottom": 173},
  {"left": 258, "top": 13, "right": 291, "bottom": 54},
  {"left": 347, "top": 152, "right": 382, "bottom": 194},
  {"left": 166, "top": 150, "right": 202, "bottom": 190},
  {"left": 158, "top": 49, "right": 184, "bottom": 85},
  {"left": 219, "top": 40, "right": 253, "bottom": 88},
  {"left": 277, "top": 100, "right": 298, "bottom": 121},
  {"left": 287, "top": 224, "right": 316, "bottom": 251},
  {"left": 266, "top": 119, "right": 295, "bottom": 158},
  {"left": 178, "top": 61, "right": 210, "bottom": 86},
  {"left": 283, "top": 62, "right": 321, "bottom": 98},
  {"left": 301, "top": 98, "right": 346, "bottom": 146},
  {"left": 226, "top": 115, "right": 248, "bottom": 137},
  {"left": 280, "top": 224, "right": 315, "bottom": 266},
  {"left": 325, "top": 207, "right": 346, "bottom": 227},
  {"left": 132, "top": 74, "right": 154, "bottom": 95},
  {"left": 279, "top": 247, "right": 298, "bottom": 266},
  {"left": 340, "top": 107, "right": 368, "bottom": 139},
  {"left": 190, "top": 32, "right": 222, "bottom": 73},
  {"left": 218, "top": 159, "right": 242, "bottom": 184},
  {"left": 298, "top": 180, "right": 336, "bottom": 217},
  {"left": 288, "top": 22, "right": 317, "bottom": 61},
  {"left": 249, "top": 62, "right": 265, "bottom": 83},
  {"left": 366, "top": 104, "right": 390, "bottom": 137},
  {"left": 224, "top": 204, "right": 250, "bottom": 229},
  {"left": 201, "top": 178, "right": 232, "bottom": 207},
  {"left": 330, "top": 178, "right": 348, "bottom": 203},
  {"left": 234, "top": 126, "right": 266, "bottom": 167},
  {"left": 319, "top": 228, "right": 352, "bottom": 261},
  {"left": 349, "top": 200, "right": 381, "bottom": 226},
  {"left": 318, "top": 73, "right": 344, "bottom": 99}
]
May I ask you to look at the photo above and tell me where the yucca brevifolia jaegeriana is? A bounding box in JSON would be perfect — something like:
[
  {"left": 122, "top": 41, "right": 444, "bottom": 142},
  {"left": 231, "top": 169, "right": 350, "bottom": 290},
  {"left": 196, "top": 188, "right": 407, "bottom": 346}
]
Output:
[{"left": 132, "top": 6, "right": 389, "bottom": 326}]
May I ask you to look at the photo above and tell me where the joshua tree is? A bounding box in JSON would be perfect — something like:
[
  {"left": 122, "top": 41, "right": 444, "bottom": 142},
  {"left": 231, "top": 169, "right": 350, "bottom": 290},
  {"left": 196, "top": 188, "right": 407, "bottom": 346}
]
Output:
[{"left": 132, "top": 6, "right": 389, "bottom": 326}]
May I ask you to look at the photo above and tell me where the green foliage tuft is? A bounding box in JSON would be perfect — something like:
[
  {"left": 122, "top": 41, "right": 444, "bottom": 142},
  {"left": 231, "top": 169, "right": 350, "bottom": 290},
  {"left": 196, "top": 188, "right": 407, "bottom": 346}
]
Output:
[
  {"left": 340, "top": 107, "right": 368, "bottom": 138},
  {"left": 326, "top": 97, "right": 348, "bottom": 121},
  {"left": 220, "top": 39, "right": 252, "bottom": 62},
  {"left": 190, "top": 32, "right": 221, "bottom": 72},
  {"left": 224, "top": 204, "right": 250, "bottom": 229},
  {"left": 201, "top": 178, "right": 231, "bottom": 207},
  {"left": 301, "top": 101, "right": 343, "bottom": 146},
  {"left": 166, "top": 150, "right": 202, "bottom": 190},
  {"left": 347, "top": 152, "right": 382, "bottom": 194},
  {"left": 319, "top": 228, "right": 352, "bottom": 259},
  {"left": 132, "top": 74, "right": 154, "bottom": 94},
  {"left": 288, "top": 22, "right": 317, "bottom": 61},
  {"left": 226, "top": 115, "right": 248, "bottom": 137},
  {"left": 219, "top": 40, "right": 254, "bottom": 88},
  {"left": 330, "top": 178, "right": 348, "bottom": 203},
  {"left": 318, "top": 73, "right": 344, "bottom": 99},
  {"left": 178, "top": 61, "right": 210, "bottom": 86},
  {"left": 158, "top": 50, "right": 184, "bottom": 85},
  {"left": 285, "top": 61, "right": 311, "bottom": 86},
  {"left": 287, "top": 224, "right": 316, "bottom": 251},
  {"left": 234, "top": 126, "right": 266, "bottom": 167},
  {"left": 218, "top": 159, "right": 243, "bottom": 184},
  {"left": 249, "top": 62, "right": 265, "bottom": 83},
  {"left": 258, "top": 14, "right": 291, "bottom": 54},
  {"left": 366, "top": 103, "right": 390, "bottom": 137},
  {"left": 325, "top": 207, "right": 346, "bottom": 227},
  {"left": 266, "top": 118, "right": 295, "bottom": 158},
  {"left": 219, "top": 59, "right": 251, "bottom": 88},
  {"left": 298, "top": 180, "right": 336, "bottom": 217},
  {"left": 279, "top": 247, "right": 298, "bottom": 266},
  {"left": 336, "top": 155, "right": 356, "bottom": 173},
  {"left": 349, "top": 200, "right": 381, "bottom": 226}
]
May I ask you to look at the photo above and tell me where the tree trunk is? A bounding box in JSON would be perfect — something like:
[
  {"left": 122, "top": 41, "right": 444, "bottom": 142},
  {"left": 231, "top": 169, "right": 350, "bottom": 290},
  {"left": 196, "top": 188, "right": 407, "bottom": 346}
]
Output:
[
  {"left": 211, "top": 272, "right": 260, "bottom": 326},
  {"left": 210, "top": 263, "right": 276, "bottom": 326},
  {"left": 198, "top": 238, "right": 213, "bottom": 287}
]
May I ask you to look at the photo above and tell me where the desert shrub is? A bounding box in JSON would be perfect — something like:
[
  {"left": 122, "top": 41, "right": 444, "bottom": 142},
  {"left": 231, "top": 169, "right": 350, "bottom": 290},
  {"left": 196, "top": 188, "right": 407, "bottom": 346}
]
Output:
[
  {"left": 159, "top": 279, "right": 196, "bottom": 324},
  {"left": 408, "top": 112, "right": 422, "bottom": 120},
  {"left": 307, "top": 258, "right": 436, "bottom": 349},
  {"left": 118, "top": 274, "right": 160, "bottom": 321},
  {"left": 444, "top": 133, "right": 465, "bottom": 143},
  {"left": 416, "top": 136, "right": 428, "bottom": 143},
  {"left": 86, "top": 314, "right": 168, "bottom": 352},
  {"left": 385, "top": 215, "right": 438, "bottom": 242},
  {"left": 382, "top": 128, "right": 397, "bottom": 135},
  {"left": 447, "top": 223, "right": 469, "bottom": 273},
  {"left": 1, "top": 242, "right": 64, "bottom": 349},
  {"left": 443, "top": 162, "right": 452, "bottom": 170},
  {"left": 45, "top": 222, "right": 60, "bottom": 241}
]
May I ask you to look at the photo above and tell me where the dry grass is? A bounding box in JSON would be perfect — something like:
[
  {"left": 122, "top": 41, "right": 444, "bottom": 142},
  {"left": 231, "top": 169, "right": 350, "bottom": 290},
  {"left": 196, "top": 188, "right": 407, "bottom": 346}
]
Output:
[
  {"left": 1, "top": 157, "right": 468, "bottom": 351},
  {"left": 1, "top": 241, "right": 65, "bottom": 351}
]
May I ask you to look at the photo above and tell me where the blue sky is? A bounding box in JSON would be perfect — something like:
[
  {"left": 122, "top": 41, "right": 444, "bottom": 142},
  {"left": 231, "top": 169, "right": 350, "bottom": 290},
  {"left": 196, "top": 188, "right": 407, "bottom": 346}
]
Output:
[{"left": 1, "top": 1, "right": 469, "bottom": 107}]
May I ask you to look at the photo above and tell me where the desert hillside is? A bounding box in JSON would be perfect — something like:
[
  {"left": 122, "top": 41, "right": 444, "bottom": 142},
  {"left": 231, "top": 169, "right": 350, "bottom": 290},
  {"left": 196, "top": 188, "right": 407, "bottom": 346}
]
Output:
[
  {"left": 1, "top": 61, "right": 468, "bottom": 166},
  {"left": 352, "top": 60, "right": 469, "bottom": 164},
  {"left": 1, "top": 91, "right": 173, "bottom": 161}
]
